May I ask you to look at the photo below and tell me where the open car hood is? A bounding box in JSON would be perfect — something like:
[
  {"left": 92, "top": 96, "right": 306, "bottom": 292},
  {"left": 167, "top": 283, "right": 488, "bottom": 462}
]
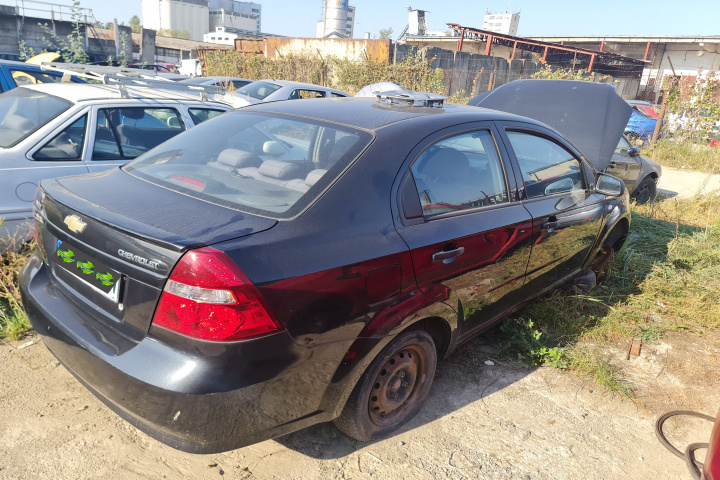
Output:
[{"left": 467, "top": 80, "right": 632, "bottom": 171}]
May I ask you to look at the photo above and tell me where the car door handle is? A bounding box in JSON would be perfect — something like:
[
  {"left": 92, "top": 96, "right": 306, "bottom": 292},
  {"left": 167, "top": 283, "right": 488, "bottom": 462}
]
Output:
[{"left": 432, "top": 247, "right": 465, "bottom": 263}]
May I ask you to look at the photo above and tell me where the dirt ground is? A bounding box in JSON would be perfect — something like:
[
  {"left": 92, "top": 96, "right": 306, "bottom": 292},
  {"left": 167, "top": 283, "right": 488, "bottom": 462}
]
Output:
[
  {"left": 657, "top": 166, "right": 720, "bottom": 199},
  {"left": 1, "top": 327, "right": 718, "bottom": 480}
]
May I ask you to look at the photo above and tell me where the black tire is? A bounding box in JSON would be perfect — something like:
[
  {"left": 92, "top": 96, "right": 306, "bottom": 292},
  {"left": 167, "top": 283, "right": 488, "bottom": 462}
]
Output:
[
  {"left": 333, "top": 329, "right": 437, "bottom": 442},
  {"left": 633, "top": 177, "right": 657, "bottom": 205}
]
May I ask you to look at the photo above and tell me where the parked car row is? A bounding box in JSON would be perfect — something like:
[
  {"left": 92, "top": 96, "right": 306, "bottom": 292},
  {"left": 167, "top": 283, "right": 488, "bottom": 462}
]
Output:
[{"left": 0, "top": 82, "right": 233, "bottom": 245}]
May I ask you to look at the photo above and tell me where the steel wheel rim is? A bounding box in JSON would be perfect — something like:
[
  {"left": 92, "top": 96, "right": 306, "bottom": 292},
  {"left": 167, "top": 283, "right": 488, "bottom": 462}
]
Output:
[
  {"left": 368, "top": 345, "right": 427, "bottom": 427},
  {"left": 635, "top": 184, "right": 651, "bottom": 204}
]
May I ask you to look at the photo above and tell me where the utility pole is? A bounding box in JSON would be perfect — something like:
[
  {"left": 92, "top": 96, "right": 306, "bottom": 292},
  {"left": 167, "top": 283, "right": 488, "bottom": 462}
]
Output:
[{"left": 651, "top": 56, "right": 677, "bottom": 143}]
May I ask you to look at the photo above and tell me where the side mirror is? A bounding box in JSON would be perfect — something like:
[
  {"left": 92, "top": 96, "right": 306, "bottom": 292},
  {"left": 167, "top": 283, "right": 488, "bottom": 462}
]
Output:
[
  {"left": 544, "top": 177, "right": 575, "bottom": 195},
  {"left": 596, "top": 173, "right": 625, "bottom": 197},
  {"left": 628, "top": 147, "right": 641, "bottom": 157}
]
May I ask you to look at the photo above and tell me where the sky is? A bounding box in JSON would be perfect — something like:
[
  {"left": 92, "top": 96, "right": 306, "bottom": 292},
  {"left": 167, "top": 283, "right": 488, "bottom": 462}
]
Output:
[{"left": 77, "top": 0, "right": 719, "bottom": 39}]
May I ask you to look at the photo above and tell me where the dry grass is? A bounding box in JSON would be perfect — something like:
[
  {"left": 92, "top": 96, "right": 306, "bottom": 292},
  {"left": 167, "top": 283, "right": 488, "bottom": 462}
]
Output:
[
  {"left": 644, "top": 139, "right": 720, "bottom": 174},
  {"left": 0, "top": 222, "right": 33, "bottom": 340},
  {"left": 502, "top": 192, "right": 720, "bottom": 396}
]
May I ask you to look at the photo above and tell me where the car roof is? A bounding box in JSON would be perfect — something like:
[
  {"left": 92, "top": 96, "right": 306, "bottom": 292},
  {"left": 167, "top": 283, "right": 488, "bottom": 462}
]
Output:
[
  {"left": 18, "top": 83, "right": 231, "bottom": 105},
  {"left": 240, "top": 96, "right": 546, "bottom": 132},
  {"left": 180, "top": 76, "right": 250, "bottom": 84},
  {"left": 0, "top": 59, "right": 51, "bottom": 71},
  {"left": 258, "top": 79, "right": 339, "bottom": 90}
]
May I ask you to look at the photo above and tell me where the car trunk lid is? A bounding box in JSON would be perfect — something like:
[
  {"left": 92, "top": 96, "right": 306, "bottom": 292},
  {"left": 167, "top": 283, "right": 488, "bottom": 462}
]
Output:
[{"left": 37, "top": 169, "right": 277, "bottom": 347}]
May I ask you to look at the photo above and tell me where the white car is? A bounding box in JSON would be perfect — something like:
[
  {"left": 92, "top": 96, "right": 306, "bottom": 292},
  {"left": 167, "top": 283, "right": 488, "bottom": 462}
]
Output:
[
  {"left": 229, "top": 79, "right": 349, "bottom": 107},
  {"left": 0, "top": 83, "right": 233, "bottom": 247}
]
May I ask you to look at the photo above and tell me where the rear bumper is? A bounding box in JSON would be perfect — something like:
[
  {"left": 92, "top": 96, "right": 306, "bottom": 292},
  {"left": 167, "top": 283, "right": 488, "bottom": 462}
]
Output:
[{"left": 20, "top": 254, "right": 346, "bottom": 453}]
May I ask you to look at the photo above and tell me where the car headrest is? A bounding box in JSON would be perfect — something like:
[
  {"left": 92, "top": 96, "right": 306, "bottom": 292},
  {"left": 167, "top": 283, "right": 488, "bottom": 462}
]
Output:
[
  {"left": 305, "top": 169, "right": 327, "bottom": 186},
  {"left": 217, "top": 149, "right": 262, "bottom": 168},
  {"left": 258, "top": 160, "right": 302, "bottom": 180},
  {"left": 421, "top": 148, "right": 470, "bottom": 181},
  {"left": 5, "top": 115, "right": 33, "bottom": 133}
]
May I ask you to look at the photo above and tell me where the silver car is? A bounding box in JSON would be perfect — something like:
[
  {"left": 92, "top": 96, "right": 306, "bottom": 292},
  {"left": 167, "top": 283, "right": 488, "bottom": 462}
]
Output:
[
  {"left": 0, "top": 83, "right": 233, "bottom": 247},
  {"left": 229, "top": 79, "right": 349, "bottom": 107}
]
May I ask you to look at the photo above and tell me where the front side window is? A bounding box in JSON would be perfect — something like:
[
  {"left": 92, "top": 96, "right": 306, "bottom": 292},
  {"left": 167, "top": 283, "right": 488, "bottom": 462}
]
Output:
[
  {"left": 506, "top": 131, "right": 584, "bottom": 199},
  {"left": 92, "top": 108, "right": 185, "bottom": 160},
  {"left": 34, "top": 115, "right": 87, "bottom": 161},
  {"left": 615, "top": 136, "right": 631, "bottom": 155},
  {"left": 410, "top": 130, "right": 508, "bottom": 218},
  {"left": 124, "top": 112, "right": 373, "bottom": 218},
  {"left": 0, "top": 88, "right": 72, "bottom": 148}
]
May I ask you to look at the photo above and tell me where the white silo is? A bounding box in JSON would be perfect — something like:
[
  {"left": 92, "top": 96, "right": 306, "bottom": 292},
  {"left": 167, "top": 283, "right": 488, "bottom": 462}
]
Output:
[{"left": 317, "top": 0, "right": 355, "bottom": 38}]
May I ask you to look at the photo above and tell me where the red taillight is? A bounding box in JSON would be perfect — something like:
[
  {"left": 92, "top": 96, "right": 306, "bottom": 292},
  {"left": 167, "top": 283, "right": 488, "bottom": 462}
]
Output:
[{"left": 152, "top": 247, "right": 283, "bottom": 341}]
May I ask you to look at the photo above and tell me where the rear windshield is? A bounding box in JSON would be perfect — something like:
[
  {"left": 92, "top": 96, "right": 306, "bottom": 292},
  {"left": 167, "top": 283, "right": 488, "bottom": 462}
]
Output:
[
  {"left": 236, "top": 81, "right": 283, "bottom": 100},
  {"left": 0, "top": 88, "right": 72, "bottom": 148},
  {"left": 124, "top": 112, "right": 373, "bottom": 219}
]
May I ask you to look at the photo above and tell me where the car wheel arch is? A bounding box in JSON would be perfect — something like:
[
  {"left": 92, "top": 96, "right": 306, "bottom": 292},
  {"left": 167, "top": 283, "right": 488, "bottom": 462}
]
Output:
[
  {"left": 325, "top": 314, "right": 455, "bottom": 419},
  {"left": 603, "top": 217, "right": 630, "bottom": 252}
]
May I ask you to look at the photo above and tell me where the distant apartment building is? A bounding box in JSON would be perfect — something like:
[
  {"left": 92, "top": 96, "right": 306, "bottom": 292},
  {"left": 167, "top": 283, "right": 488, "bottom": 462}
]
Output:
[
  {"left": 316, "top": 0, "right": 355, "bottom": 39},
  {"left": 208, "top": 0, "right": 261, "bottom": 33},
  {"left": 142, "top": 0, "right": 210, "bottom": 41},
  {"left": 482, "top": 11, "right": 520, "bottom": 36}
]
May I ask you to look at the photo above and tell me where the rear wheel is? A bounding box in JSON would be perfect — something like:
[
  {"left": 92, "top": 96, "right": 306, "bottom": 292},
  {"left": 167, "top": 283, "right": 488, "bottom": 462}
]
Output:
[
  {"left": 334, "top": 329, "right": 437, "bottom": 442},
  {"left": 633, "top": 177, "right": 657, "bottom": 205}
]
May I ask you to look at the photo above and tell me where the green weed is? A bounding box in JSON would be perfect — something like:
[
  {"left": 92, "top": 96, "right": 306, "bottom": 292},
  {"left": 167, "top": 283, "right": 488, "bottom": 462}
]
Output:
[
  {"left": 644, "top": 140, "right": 720, "bottom": 174},
  {"left": 497, "top": 193, "right": 720, "bottom": 395},
  {"left": 0, "top": 221, "right": 33, "bottom": 340}
]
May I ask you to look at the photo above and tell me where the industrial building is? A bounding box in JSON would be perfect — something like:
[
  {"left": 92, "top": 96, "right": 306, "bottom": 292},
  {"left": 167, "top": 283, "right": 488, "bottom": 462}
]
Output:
[
  {"left": 527, "top": 35, "right": 720, "bottom": 101},
  {"left": 316, "top": 0, "right": 355, "bottom": 39},
  {"left": 208, "top": 0, "right": 261, "bottom": 33},
  {"left": 141, "top": 0, "right": 210, "bottom": 42},
  {"left": 141, "top": 0, "right": 262, "bottom": 42},
  {"left": 482, "top": 11, "right": 520, "bottom": 37}
]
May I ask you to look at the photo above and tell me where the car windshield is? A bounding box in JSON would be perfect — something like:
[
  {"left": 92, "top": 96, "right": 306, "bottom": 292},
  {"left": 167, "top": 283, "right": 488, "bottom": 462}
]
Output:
[
  {"left": 124, "top": 112, "right": 373, "bottom": 218},
  {"left": 0, "top": 88, "right": 72, "bottom": 148},
  {"left": 236, "top": 81, "right": 283, "bottom": 100}
]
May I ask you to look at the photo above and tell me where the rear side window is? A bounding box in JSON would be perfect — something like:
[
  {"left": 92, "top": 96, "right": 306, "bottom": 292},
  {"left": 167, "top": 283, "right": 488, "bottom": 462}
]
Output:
[
  {"left": 410, "top": 130, "right": 508, "bottom": 218},
  {"left": 124, "top": 112, "right": 373, "bottom": 219},
  {"left": 289, "top": 89, "right": 326, "bottom": 100},
  {"left": 92, "top": 108, "right": 185, "bottom": 160},
  {"left": 506, "top": 132, "right": 584, "bottom": 199}
]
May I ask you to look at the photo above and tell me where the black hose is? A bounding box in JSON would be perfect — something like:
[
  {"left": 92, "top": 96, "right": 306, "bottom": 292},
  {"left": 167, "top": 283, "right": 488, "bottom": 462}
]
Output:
[{"left": 655, "top": 410, "right": 715, "bottom": 480}]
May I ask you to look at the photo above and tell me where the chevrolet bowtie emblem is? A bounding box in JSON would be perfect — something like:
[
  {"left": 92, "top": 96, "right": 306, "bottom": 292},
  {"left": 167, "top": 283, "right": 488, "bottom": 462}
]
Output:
[{"left": 64, "top": 214, "right": 87, "bottom": 234}]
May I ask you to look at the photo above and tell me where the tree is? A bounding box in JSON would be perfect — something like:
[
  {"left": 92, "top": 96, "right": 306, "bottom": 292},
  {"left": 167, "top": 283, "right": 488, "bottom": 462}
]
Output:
[
  {"left": 378, "top": 27, "right": 393, "bottom": 40},
  {"left": 129, "top": 15, "right": 141, "bottom": 34},
  {"left": 39, "top": 0, "right": 88, "bottom": 64}
]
